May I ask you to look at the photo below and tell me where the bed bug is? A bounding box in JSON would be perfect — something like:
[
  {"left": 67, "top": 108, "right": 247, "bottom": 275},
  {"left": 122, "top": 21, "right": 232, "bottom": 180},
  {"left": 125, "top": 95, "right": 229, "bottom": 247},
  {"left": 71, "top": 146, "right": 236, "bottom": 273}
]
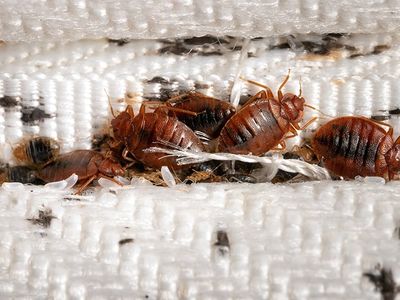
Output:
[
  {"left": 312, "top": 116, "right": 400, "bottom": 180},
  {"left": 37, "top": 150, "right": 125, "bottom": 193},
  {"left": 0, "top": 165, "right": 44, "bottom": 184},
  {"left": 217, "top": 72, "right": 317, "bottom": 155},
  {"left": 161, "top": 92, "right": 236, "bottom": 139},
  {"left": 111, "top": 104, "right": 205, "bottom": 170},
  {"left": 13, "top": 137, "right": 60, "bottom": 166}
]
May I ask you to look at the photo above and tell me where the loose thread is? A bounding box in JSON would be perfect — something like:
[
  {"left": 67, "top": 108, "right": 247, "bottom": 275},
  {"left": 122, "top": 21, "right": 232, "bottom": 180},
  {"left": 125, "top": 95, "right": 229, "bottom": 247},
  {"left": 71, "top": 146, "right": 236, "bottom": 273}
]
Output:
[{"left": 145, "top": 147, "right": 331, "bottom": 180}]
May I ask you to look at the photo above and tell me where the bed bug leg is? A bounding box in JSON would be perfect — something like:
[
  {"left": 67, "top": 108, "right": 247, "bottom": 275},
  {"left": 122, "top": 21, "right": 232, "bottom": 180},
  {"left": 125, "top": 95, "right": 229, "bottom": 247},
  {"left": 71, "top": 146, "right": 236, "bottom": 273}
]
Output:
[
  {"left": 240, "top": 77, "right": 274, "bottom": 98},
  {"left": 272, "top": 140, "right": 287, "bottom": 151},
  {"left": 277, "top": 70, "right": 291, "bottom": 101},
  {"left": 74, "top": 175, "right": 97, "bottom": 195}
]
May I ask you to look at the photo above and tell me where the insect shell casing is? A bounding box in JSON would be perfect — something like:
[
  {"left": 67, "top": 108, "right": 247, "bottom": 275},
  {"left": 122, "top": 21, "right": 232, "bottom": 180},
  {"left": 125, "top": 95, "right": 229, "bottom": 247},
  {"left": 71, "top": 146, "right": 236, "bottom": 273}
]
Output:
[{"left": 312, "top": 116, "right": 393, "bottom": 179}]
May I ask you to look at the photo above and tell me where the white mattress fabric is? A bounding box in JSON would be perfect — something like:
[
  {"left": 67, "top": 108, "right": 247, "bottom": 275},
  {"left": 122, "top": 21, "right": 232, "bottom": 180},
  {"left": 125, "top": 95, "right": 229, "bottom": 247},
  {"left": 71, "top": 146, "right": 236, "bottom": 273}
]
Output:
[
  {"left": 1, "top": 1, "right": 400, "bottom": 299},
  {"left": 0, "top": 0, "right": 399, "bottom": 42}
]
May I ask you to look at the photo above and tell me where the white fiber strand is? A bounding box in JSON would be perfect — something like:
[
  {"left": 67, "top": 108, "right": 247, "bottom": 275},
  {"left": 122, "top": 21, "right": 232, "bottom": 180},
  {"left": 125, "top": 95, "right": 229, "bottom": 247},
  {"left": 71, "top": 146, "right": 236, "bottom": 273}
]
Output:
[{"left": 145, "top": 147, "right": 331, "bottom": 180}]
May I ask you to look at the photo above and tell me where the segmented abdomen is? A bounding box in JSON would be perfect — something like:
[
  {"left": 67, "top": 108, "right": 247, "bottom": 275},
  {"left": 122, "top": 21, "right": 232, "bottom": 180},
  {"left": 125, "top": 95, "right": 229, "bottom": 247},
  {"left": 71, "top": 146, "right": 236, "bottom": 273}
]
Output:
[
  {"left": 129, "top": 113, "right": 205, "bottom": 169},
  {"left": 312, "top": 117, "right": 392, "bottom": 178},
  {"left": 218, "top": 99, "right": 287, "bottom": 155},
  {"left": 38, "top": 150, "right": 100, "bottom": 182},
  {"left": 172, "top": 94, "right": 236, "bottom": 138}
]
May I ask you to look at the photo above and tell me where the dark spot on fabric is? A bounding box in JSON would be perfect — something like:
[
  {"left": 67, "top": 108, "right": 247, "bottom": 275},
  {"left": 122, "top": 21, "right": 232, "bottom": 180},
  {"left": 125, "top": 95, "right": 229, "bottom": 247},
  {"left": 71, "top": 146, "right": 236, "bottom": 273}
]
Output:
[
  {"left": 364, "top": 265, "right": 399, "bottom": 300},
  {"left": 107, "top": 38, "right": 130, "bottom": 46},
  {"left": 0, "top": 95, "right": 20, "bottom": 108},
  {"left": 371, "top": 115, "right": 390, "bottom": 121},
  {"left": 194, "top": 82, "right": 210, "bottom": 89},
  {"left": 146, "top": 76, "right": 170, "bottom": 84},
  {"left": 182, "top": 35, "right": 229, "bottom": 45},
  {"left": 214, "top": 230, "right": 230, "bottom": 255},
  {"left": 372, "top": 45, "right": 390, "bottom": 55},
  {"left": 21, "top": 107, "right": 52, "bottom": 123},
  {"left": 27, "top": 208, "right": 56, "bottom": 228},
  {"left": 388, "top": 108, "right": 400, "bottom": 115},
  {"left": 119, "top": 238, "right": 134, "bottom": 245}
]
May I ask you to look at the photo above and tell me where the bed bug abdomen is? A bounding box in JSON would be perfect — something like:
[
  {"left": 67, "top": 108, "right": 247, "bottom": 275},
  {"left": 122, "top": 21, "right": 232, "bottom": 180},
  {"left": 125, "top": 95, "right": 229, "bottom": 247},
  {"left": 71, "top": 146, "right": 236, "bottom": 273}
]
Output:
[{"left": 312, "top": 117, "right": 393, "bottom": 179}]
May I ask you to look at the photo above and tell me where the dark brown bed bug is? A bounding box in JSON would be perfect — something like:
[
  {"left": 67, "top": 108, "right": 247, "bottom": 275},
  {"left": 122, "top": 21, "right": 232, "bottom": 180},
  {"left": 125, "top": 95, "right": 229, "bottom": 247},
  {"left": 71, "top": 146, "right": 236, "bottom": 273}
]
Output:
[
  {"left": 13, "top": 137, "right": 60, "bottom": 166},
  {"left": 0, "top": 165, "right": 44, "bottom": 185},
  {"left": 38, "top": 150, "right": 125, "bottom": 193},
  {"left": 111, "top": 104, "right": 205, "bottom": 170},
  {"left": 161, "top": 92, "right": 236, "bottom": 139},
  {"left": 217, "top": 73, "right": 316, "bottom": 155},
  {"left": 312, "top": 116, "right": 400, "bottom": 180}
]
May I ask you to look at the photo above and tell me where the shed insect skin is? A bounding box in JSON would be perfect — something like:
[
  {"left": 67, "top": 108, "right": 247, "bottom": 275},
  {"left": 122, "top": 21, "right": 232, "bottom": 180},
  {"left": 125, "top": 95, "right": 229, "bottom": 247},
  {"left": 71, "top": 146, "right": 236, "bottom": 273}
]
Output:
[
  {"left": 161, "top": 92, "right": 236, "bottom": 139},
  {"left": 37, "top": 150, "right": 124, "bottom": 193},
  {"left": 217, "top": 72, "right": 316, "bottom": 155},
  {"left": 13, "top": 137, "right": 60, "bottom": 166},
  {"left": 312, "top": 116, "right": 400, "bottom": 180},
  {"left": 111, "top": 104, "right": 205, "bottom": 170}
]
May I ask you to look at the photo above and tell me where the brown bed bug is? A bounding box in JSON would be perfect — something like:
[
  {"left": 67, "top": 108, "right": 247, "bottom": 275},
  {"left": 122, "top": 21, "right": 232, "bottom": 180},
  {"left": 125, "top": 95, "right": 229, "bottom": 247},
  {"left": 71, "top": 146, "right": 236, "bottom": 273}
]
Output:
[
  {"left": 111, "top": 104, "right": 205, "bottom": 170},
  {"left": 13, "top": 137, "right": 60, "bottom": 166},
  {"left": 217, "top": 72, "right": 317, "bottom": 155},
  {"left": 161, "top": 92, "right": 236, "bottom": 139},
  {"left": 312, "top": 116, "right": 400, "bottom": 180},
  {"left": 38, "top": 150, "right": 125, "bottom": 193}
]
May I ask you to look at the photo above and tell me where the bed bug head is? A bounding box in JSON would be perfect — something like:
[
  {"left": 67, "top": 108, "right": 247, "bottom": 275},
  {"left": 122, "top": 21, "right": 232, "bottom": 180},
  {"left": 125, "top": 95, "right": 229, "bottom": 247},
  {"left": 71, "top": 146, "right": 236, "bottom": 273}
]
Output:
[
  {"left": 280, "top": 93, "right": 305, "bottom": 123},
  {"left": 386, "top": 140, "right": 400, "bottom": 176},
  {"left": 111, "top": 105, "right": 135, "bottom": 141}
]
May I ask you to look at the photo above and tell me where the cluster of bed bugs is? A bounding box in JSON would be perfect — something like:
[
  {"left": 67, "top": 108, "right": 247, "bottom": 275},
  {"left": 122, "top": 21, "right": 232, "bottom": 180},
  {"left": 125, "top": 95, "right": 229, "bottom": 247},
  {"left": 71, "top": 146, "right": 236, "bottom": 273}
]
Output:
[{"left": 1, "top": 73, "right": 399, "bottom": 193}]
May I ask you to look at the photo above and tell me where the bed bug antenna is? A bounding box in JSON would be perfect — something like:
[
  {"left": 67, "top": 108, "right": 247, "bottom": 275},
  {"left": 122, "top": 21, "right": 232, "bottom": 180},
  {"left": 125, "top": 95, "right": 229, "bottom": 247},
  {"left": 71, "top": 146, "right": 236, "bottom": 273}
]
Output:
[
  {"left": 298, "top": 76, "right": 302, "bottom": 97},
  {"left": 304, "top": 104, "right": 332, "bottom": 118},
  {"left": 105, "top": 89, "right": 117, "bottom": 118}
]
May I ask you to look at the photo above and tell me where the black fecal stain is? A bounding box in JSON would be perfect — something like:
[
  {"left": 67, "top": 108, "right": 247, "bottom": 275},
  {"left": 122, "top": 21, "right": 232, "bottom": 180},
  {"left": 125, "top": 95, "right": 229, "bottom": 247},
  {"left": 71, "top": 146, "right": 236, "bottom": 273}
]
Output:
[
  {"left": 194, "top": 82, "right": 210, "bottom": 89},
  {"left": 182, "top": 35, "right": 229, "bottom": 45},
  {"left": 271, "top": 33, "right": 357, "bottom": 56},
  {"left": 146, "top": 76, "right": 170, "bottom": 84},
  {"left": 119, "top": 238, "right": 134, "bottom": 245},
  {"left": 372, "top": 45, "right": 390, "bottom": 55},
  {"left": 322, "top": 33, "right": 350, "bottom": 40},
  {"left": 158, "top": 42, "right": 192, "bottom": 55},
  {"left": 349, "top": 44, "right": 390, "bottom": 59},
  {"left": 364, "top": 265, "right": 399, "bottom": 300},
  {"left": 27, "top": 208, "right": 56, "bottom": 228},
  {"left": 21, "top": 107, "right": 52, "bottom": 123},
  {"left": 0, "top": 95, "right": 20, "bottom": 108},
  {"left": 107, "top": 38, "right": 130, "bottom": 46},
  {"left": 251, "top": 37, "right": 264, "bottom": 41},
  {"left": 214, "top": 230, "right": 230, "bottom": 255},
  {"left": 247, "top": 52, "right": 256, "bottom": 58},
  {"left": 388, "top": 108, "right": 400, "bottom": 115},
  {"left": 371, "top": 115, "right": 390, "bottom": 121},
  {"left": 271, "top": 169, "right": 298, "bottom": 184},
  {"left": 158, "top": 36, "right": 243, "bottom": 56},
  {"left": 63, "top": 196, "right": 81, "bottom": 201}
]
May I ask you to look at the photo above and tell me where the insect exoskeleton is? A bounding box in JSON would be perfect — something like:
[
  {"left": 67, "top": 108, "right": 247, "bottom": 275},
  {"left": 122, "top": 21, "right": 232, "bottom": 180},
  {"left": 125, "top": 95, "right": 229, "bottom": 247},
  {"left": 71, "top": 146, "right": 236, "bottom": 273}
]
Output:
[
  {"left": 111, "top": 104, "right": 205, "bottom": 170},
  {"left": 38, "top": 150, "right": 125, "bottom": 193},
  {"left": 312, "top": 116, "right": 400, "bottom": 180},
  {"left": 13, "top": 137, "right": 60, "bottom": 166},
  {"left": 217, "top": 73, "right": 316, "bottom": 155},
  {"left": 161, "top": 92, "right": 236, "bottom": 139}
]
